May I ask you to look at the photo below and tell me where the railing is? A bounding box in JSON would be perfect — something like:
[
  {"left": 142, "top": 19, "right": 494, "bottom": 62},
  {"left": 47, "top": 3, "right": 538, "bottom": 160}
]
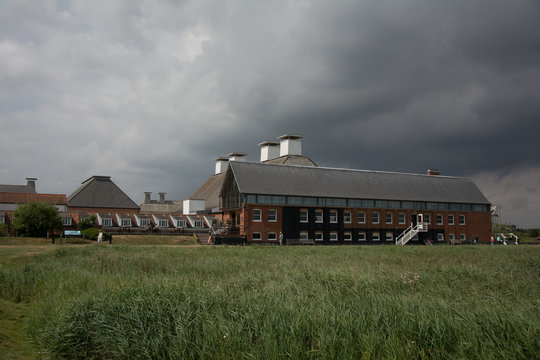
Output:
[{"left": 395, "top": 222, "right": 428, "bottom": 245}]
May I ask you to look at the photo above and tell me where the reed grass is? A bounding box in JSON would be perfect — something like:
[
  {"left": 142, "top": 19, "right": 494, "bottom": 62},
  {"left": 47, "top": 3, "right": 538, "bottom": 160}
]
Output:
[{"left": 1, "top": 245, "right": 539, "bottom": 359}]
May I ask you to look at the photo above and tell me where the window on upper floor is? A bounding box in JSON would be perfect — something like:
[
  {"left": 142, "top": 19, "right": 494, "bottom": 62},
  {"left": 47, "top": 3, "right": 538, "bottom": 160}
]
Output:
[
  {"left": 386, "top": 213, "right": 392, "bottom": 224},
  {"left": 329, "top": 210, "right": 338, "bottom": 223},
  {"left": 315, "top": 209, "right": 323, "bottom": 223},
  {"left": 372, "top": 213, "right": 379, "bottom": 224},
  {"left": 140, "top": 218, "right": 150, "bottom": 227},
  {"left": 448, "top": 215, "right": 455, "bottom": 225},
  {"left": 459, "top": 215, "right": 466, "bottom": 225},
  {"left": 159, "top": 219, "right": 169, "bottom": 227},
  {"left": 344, "top": 211, "right": 351, "bottom": 223},
  {"left": 176, "top": 220, "right": 186, "bottom": 228},
  {"left": 299, "top": 209, "right": 308, "bottom": 223},
  {"left": 436, "top": 214, "right": 443, "bottom": 225},
  {"left": 425, "top": 214, "right": 431, "bottom": 225},
  {"left": 399, "top": 213, "right": 406, "bottom": 224},
  {"left": 62, "top": 217, "right": 72, "bottom": 226},
  {"left": 121, "top": 218, "right": 131, "bottom": 227},
  {"left": 102, "top": 218, "right": 112, "bottom": 227},
  {"left": 253, "top": 209, "right": 262, "bottom": 222},
  {"left": 268, "top": 209, "right": 277, "bottom": 222},
  {"left": 358, "top": 212, "right": 366, "bottom": 224}
]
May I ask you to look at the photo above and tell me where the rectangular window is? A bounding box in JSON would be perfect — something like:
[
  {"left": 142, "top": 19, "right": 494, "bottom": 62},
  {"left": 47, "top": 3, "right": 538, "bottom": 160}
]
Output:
[
  {"left": 376, "top": 200, "right": 389, "bottom": 208},
  {"left": 140, "top": 219, "right": 150, "bottom": 227},
  {"left": 194, "top": 220, "right": 203, "bottom": 228},
  {"left": 300, "top": 232, "right": 309, "bottom": 240},
  {"left": 315, "top": 232, "right": 324, "bottom": 241},
  {"left": 386, "top": 232, "right": 394, "bottom": 242},
  {"left": 344, "top": 232, "right": 352, "bottom": 241},
  {"left": 372, "top": 213, "right": 379, "bottom": 224},
  {"left": 459, "top": 215, "right": 466, "bottom": 225},
  {"left": 258, "top": 195, "right": 272, "bottom": 204},
  {"left": 62, "top": 217, "right": 72, "bottom": 226},
  {"left": 252, "top": 232, "right": 262, "bottom": 241},
  {"left": 358, "top": 232, "right": 366, "bottom": 241},
  {"left": 437, "top": 233, "right": 444, "bottom": 242},
  {"left": 344, "top": 211, "right": 351, "bottom": 223},
  {"left": 389, "top": 201, "right": 400, "bottom": 209},
  {"left": 176, "top": 220, "right": 186, "bottom": 227},
  {"left": 329, "top": 210, "right": 338, "bottom": 223},
  {"left": 385, "top": 213, "right": 392, "bottom": 224},
  {"left": 329, "top": 232, "right": 338, "bottom": 241},
  {"left": 372, "top": 232, "right": 380, "bottom": 241},
  {"left": 253, "top": 209, "right": 262, "bottom": 222},
  {"left": 0, "top": 216, "right": 4, "bottom": 223},
  {"left": 268, "top": 232, "right": 277, "bottom": 241},
  {"left": 159, "top": 219, "right": 169, "bottom": 227},
  {"left": 449, "top": 233, "right": 455, "bottom": 243},
  {"left": 268, "top": 209, "right": 277, "bottom": 222},
  {"left": 300, "top": 209, "right": 308, "bottom": 223},
  {"left": 358, "top": 212, "right": 366, "bottom": 224},
  {"left": 436, "top": 215, "right": 443, "bottom": 225},
  {"left": 399, "top": 213, "right": 405, "bottom": 225},
  {"left": 121, "top": 219, "right": 131, "bottom": 227},
  {"left": 425, "top": 214, "right": 431, "bottom": 225},
  {"left": 102, "top": 218, "right": 112, "bottom": 226},
  {"left": 315, "top": 209, "right": 323, "bottom": 223},
  {"left": 460, "top": 234, "right": 466, "bottom": 243},
  {"left": 448, "top": 215, "right": 455, "bottom": 225},
  {"left": 272, "top": 196, "right": 287, "bottom": 204}
]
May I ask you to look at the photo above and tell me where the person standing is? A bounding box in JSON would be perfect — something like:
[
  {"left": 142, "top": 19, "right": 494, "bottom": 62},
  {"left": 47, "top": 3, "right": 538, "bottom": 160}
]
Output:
[
  {"left": 279, "top": 232, "right": 283, "bottom": 246},
  {"left": 97, "top": 230, "right": 103, "bottom": 243},
  {"left": 490, "top": 236, "right": 494, "bottom": 246}
]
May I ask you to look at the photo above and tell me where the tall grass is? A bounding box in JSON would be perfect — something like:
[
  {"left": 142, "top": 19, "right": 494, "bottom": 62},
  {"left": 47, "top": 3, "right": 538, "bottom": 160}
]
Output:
[{"left": 1, "top": 245, "right": 539, "bottom": 359}]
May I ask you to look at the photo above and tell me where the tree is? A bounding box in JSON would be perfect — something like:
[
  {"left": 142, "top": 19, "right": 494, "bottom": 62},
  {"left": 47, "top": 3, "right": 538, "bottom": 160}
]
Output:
[
  {"left": 12, "top": 202, "right": 63, "bottom": 237},
  {"left": 78, "top": 215, "right": 97, "bottom": 231}
]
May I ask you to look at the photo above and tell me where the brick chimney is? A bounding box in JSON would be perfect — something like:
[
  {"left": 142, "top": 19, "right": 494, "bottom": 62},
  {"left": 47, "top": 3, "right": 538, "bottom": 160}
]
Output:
[
  {"left": 158, "top": 192, "right": 166, "bottom": 204},
  {"left": 258, "top": 141, "right": 280, "bottom": 162},
  {"left": 277, "top": 134, "right": 303, "bottom": 157},
  {"left": 427, "top": 169, "right": 440, "bottom": 176},
  {"left": 144, "top": 192, "right": 152, "bottom": 204},
  {"left": 26, "top": 178, "right": 37, "bottom": 192}
]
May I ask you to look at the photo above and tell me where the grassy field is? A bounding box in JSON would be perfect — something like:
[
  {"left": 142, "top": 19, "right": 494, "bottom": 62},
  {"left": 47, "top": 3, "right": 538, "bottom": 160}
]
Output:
[{"left": 0, "top": 240, "right": 539, "bottom": 359}]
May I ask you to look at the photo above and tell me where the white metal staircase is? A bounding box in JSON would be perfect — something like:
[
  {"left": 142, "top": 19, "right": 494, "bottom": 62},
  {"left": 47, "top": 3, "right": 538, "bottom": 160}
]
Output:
[{"left": 395, "top": 222, "right": 428, "bottom": 245}]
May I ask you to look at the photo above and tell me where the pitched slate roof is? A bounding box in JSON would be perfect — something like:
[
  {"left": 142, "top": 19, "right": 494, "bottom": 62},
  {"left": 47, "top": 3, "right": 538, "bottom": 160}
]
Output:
[
  {"left": 0, "top": 184, "right": 36, "bottom": 193},
  {"left": 187, "top": 172, "right": 226, "bottom": 211},
  {"left": 264, "top": 155, "right": 317, "bottom": 166},
  {"left": 67, "top": 176, "right": 139, "bottom": 209},
  {"left": 227, "top": 162, "right": 490, "bottom": 204}
]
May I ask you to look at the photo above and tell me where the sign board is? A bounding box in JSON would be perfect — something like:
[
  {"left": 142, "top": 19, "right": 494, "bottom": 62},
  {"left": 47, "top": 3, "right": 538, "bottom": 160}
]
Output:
[{"left": 64, "top": 230, "right": 81, "bottom": 236}]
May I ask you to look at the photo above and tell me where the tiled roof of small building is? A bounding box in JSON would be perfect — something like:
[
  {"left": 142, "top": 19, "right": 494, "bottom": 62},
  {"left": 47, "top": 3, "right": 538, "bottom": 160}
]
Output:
[
  {"left": 0, "top": 192, "right": 67, "bottom": 204},
  {"left": 68, "top": 176, "right": 139, "bottom": 209}
]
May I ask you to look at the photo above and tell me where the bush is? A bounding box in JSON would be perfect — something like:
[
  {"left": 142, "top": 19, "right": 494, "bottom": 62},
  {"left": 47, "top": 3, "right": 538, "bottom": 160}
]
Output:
[
  {"left": 81, "top": 228, "right": 110, "bottom": 241},
  {"left": 12, "top": 202, "right": 63, "bottom": 237},
  {"left": 77, "top": 215, "right": 97, "bottom": 231}
]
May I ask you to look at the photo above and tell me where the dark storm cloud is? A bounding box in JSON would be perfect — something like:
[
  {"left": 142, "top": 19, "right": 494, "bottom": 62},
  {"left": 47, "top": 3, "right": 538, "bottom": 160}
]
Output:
[{"left": 1, "top": 0, "right": 539, "bottom": 226}]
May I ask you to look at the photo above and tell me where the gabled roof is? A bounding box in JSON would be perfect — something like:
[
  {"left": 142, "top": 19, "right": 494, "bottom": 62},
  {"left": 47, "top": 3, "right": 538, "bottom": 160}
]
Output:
[
  {"left": 226, "top": 162, "right": 490, "bottom": 204},
  {"left": 187, "top": 172, "right": 226, "bottom": 211},
  {"left": 67, "top": 176, "right": 139, "bottom": 209},
  {"left": 0, "top": 192, "right": 67, "bottom": 204},
  {"left": 0, "top": 184, "right": 36, "bottom": 193}
]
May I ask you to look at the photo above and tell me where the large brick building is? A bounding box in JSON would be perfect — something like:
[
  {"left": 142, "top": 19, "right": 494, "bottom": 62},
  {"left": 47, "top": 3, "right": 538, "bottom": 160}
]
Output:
[{"left": 195, "top": 134, "right": 492, "bottom": 245}]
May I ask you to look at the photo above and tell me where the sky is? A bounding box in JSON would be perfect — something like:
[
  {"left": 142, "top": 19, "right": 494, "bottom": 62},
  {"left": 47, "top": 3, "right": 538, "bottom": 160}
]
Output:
[{"left": 1, "top": 0, "right": 539, "bottom": 227}]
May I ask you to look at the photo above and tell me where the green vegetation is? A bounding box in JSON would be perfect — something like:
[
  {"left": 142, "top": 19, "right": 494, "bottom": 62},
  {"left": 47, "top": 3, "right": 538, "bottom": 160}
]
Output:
[
  {"left": 81, "top": 227, "right": 111, "bottom": 241},
  {"left": 77, "top": 215, "right": 96, "bottom": 231},
  {"left": 0, "top": 244, "right": 539, "bottom": 359},
  {"left": 12, "top": 202, "right": 62, "bottom": 237}
]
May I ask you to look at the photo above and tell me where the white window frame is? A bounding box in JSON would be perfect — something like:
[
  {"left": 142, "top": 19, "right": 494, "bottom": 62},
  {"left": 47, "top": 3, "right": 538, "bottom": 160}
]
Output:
[
  {"left": 268, "top": 232, "right": 277, "bottom": 241},
  {"left": 385, "top": 213, "right": 392, "bottom": 225},
  {"left": 329, "top": 232, "right": 338, "bottom": 241},
  {"left": 437, "top": 233, "right": 444, "bottom": 241},
  {"left": 385, "top": 232, "right": 394, "bottom": 242},
  {"left": 425, "top": 214, "right": 431, "bottom": 225},
  {"left": 448, "top": 214, "right": 454, "bottom": 225},
  {"left": 459, "top": 215, "right": 466, "bottom": 225},
  {"left": 344, "top": 232, "right": 352, "bottom": 241},
  {"left": 140, "top": 219, "right": 150, "bottom": 227},
  {"left": 358, "top": 212, "right": 366, "bottom": 224},
  {"left": 315, "top": 232, "right": 324, "bottom": 241},
  {"left": 436, "top": 214, "right": 443, "bottom": 225},
  {"left": 372, "top": 213, "right": 379, "bottom": 224},
  {"left": 176, "top": 220, "right": 186, "bottom": 228},
  {"left": 300, "top": 232, "right": 309, "bottom": 240},
  {"left": 268, "top": 209, "right": 277, "bottom": 222},
  {"left": 344, "top": 211, "right": 351, "bottom": 223},
  {"left": 399, "top": 213, "right": 405, "bottom": 225},
  {"left": 372, "top": 232, "right": 380, "bottom": 241},
  {"left": 102, "top": 218, "right": 112, "bottom": 227},
  {"left": 158, "top": 219, "right": 169, "bottom": 227},
  {"left": 300, "top": 209, "right": 309, "bottom": 223},
  {"left": 460, "top": 234, "right": 466, "bottom": 243},
  {"left": 253, "top": 209, "right": 262, "bottom": 222},
  {"left": 194, "top": 220, "right": 204, "bottom": 228},
  {"left": 358, "top": 232, "right": 366, "bottom": 241},
  {"left": 252, "top": 232, "right": 262, "bottom": 241},
  {"left": 449, "top": 233, "right": 455, "bottom": 243},
  {"left": 62, "top": 217, "right": 72, "bottom": 226},
  {"left": 329, "top": 210, "right": 338, "bottom": 223},
  {"left": 315, "top": 209, "right": 323, "bottom": 223},
  {"left": 121, "top": 219, "right": 131, "bottom": 227}
]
